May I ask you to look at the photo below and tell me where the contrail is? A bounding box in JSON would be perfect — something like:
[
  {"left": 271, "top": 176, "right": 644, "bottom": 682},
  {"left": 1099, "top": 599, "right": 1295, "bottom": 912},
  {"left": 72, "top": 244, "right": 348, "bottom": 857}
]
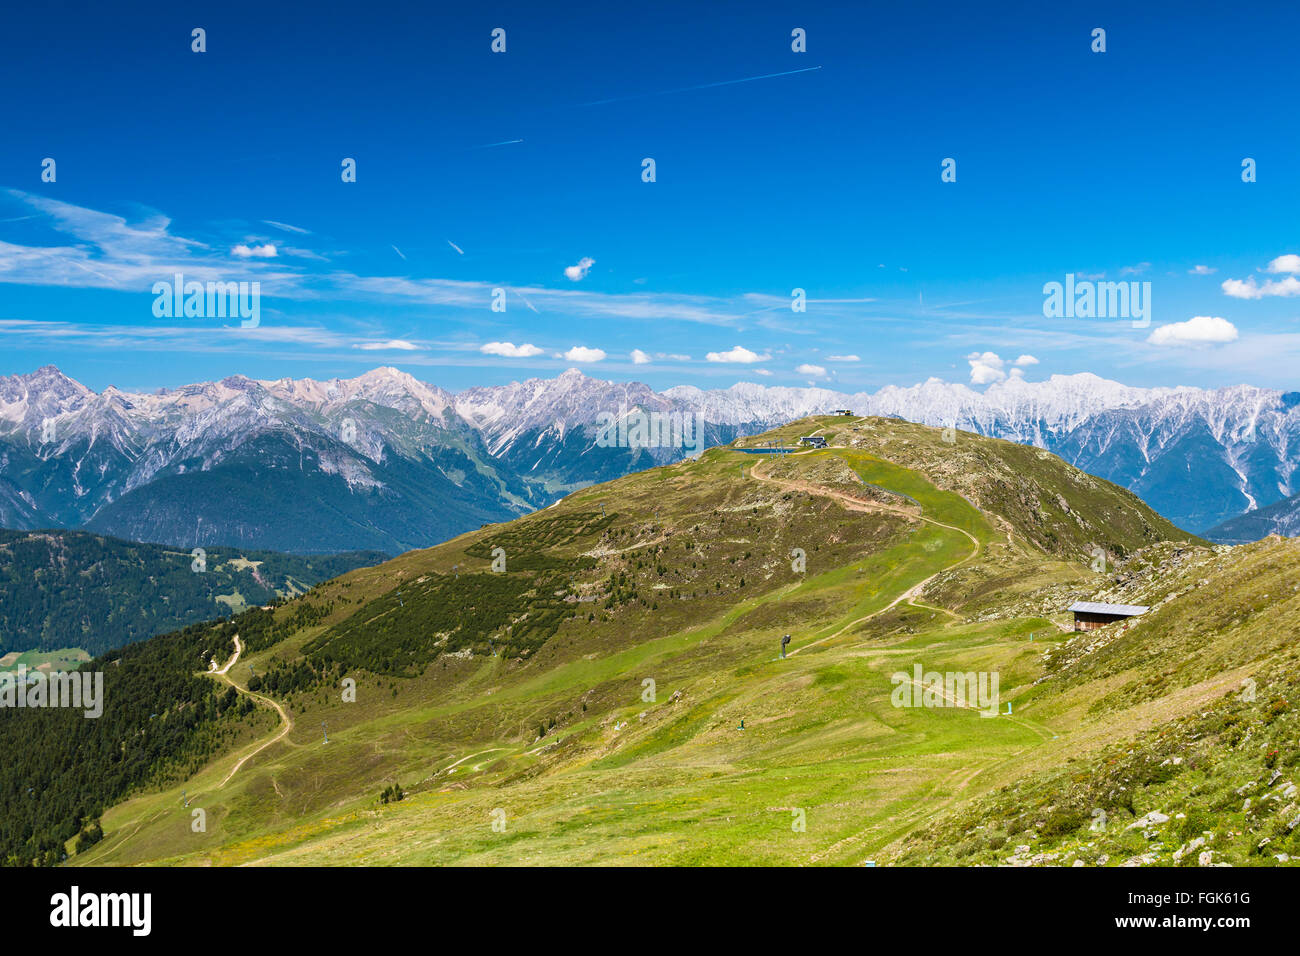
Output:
[
  {"left": 34, "top": 248, "right": 111, "bottom": 282},
  {"left": 263, "top": 219, "right": 310, "bottom": 235},
  {"left": 69, "top": 259, "right": 111, "bottom": 281},
  {"left": 512, "top": 287, "right": 538, "bottom": 314},
  {"left": 447, "top": 240, "right": 464, "bottom": 255},
  {"left": 391, "top": 245, "right": 407, "bottom": 260},
  {"left": 578, "top": 66, "right": 822, "bottom": 107},
  {"left": 470, "top": 139, "right": 524, "bottom": 149}
]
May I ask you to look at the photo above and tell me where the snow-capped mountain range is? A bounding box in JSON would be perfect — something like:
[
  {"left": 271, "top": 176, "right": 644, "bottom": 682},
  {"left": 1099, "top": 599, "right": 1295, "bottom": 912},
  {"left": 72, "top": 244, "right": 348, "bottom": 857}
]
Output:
[
  {"left": 2, "top": 364, "right": 1296, "bottom": 552},
  {"left": 856, "top": 375, "right": 1299, "bottom": 536}
]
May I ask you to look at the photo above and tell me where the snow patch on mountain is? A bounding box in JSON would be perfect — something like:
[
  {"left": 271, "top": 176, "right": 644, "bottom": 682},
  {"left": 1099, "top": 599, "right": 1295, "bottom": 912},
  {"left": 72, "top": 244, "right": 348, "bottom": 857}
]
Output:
[{"left": 6, "top": 364, "right": 1300, "bottom": 541}]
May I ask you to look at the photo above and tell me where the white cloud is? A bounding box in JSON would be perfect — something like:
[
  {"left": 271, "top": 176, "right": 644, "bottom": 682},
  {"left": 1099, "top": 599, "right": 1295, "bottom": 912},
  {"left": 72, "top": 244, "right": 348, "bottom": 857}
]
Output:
[
  {"left": 1188, "top": 264, "right": 1216, "bottom": 275},
  {"left": 827, "top": 354, "right": 860, "bottom": 362},
  {"left": 1120, "top": 262, "right": 1151, "bottom": 276},
  {"left": 1147, "top": 315, "right": 1239, "bottom": 346},
  {"left": 966, "top": 350, "right": 1007, "bottom": 385},
  {"left": 753, "top": 368, "right": 773, "bottom": 376},
  {"left": 0, "top": 192, "right": 299, "bottom": 292},
  {"left": 232, "top": 243, "right": 277, "bottom": 259},
  {"left": 706, "top": 345, "right": 771, "bottom": 364},
  {"left": 355, "top": 339, "right": 419, "bottom": 351},
  {"left": 1009, "top": 367, "right": 1025, "bottom": 379},
  {"left": 480, "top": 341, "right": 543, "bottom": 358},
  {"left": 1222, "top": 275, "right": 1300, "bottom": 299},
  {"left": 1221, "top": 254, "right": 1300, "bottom": 297},
  {"left": 657, "top": 352, "right": 691, "bottom": 361},
  {"left": 563, "top": 345, "right": 606, "bottom": 362},
  {"left": 6, "top": 192, "right": 970, "bottom": 346},
  {"left": 630, "top": 349, "right": 651, "bottom": 364},
  {"left": 1013, "top": 354, "right": 1039, "bottom": 366},
  {"left": 563, "top": 256, "right": 595, "bottom": 281},
  {"left": 795, "top": 363, "right": 827, "bottom": 378},
  {"left": 0, "top": 192, "right": 755, "bottom": 327}
]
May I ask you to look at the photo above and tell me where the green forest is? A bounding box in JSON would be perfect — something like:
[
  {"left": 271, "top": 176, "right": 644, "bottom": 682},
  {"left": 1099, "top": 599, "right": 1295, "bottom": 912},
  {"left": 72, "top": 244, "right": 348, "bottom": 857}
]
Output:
[
  {"left": 0, "top": 615, "right": 251, "bottom": 866},
  {"left": 0, "top": 528, "right": 383, "bottom": 656}
]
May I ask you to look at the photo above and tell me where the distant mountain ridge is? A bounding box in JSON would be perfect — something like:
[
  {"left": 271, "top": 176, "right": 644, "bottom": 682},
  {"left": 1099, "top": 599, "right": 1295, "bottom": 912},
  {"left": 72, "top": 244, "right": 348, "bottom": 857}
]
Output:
[
  {"left": 0, "top": 366, "right": 539, "bottom": 553},
  {"left": 847, "top": 374, "right": 1297, "bottom": 535},
  {"left": 2, "top": 364, "right": 1295, "bottom": 548},
  {"left": 1204, "top": 488, "right": 1300, "bottom": 544}
]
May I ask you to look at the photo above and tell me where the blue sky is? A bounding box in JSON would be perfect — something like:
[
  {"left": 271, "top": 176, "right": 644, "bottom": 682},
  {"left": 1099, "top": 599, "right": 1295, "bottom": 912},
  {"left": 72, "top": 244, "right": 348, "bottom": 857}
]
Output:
[{"left": 2, "top": 0, "right": 1298, "bottom": 394}]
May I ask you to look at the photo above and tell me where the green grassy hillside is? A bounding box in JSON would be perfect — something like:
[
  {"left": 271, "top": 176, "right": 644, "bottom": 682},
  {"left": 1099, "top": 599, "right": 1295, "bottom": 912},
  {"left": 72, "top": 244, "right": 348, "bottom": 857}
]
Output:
[
  {"left": 42, "top": 416, "right": 1291, "bottom": 867},
  {"left": 892, "top": 536, "right": 1300, "bottom": 866}
]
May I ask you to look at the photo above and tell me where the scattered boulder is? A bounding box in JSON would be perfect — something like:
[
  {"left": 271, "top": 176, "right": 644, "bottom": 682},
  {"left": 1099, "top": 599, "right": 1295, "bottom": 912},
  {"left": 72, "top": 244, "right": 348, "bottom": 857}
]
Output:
[
  {"left": 1173, "top": 837, "right": 1205, "bottom": 863},
  {"left": 1126, "top": 810, "right": 1169, "bottom": 830}
]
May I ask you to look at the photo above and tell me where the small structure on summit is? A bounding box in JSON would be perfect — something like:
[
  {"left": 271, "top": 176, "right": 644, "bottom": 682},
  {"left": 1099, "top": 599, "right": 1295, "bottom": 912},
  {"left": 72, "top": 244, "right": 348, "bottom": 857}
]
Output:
[
  {"left": 1068, "top": 601, "right": 1149, "bottom": 632},
  {"left": 833, "top": 408, "right": 853, "bottom": 416},
  {"left": 798, "top": 435, "right": 828, "bottom": 449}
]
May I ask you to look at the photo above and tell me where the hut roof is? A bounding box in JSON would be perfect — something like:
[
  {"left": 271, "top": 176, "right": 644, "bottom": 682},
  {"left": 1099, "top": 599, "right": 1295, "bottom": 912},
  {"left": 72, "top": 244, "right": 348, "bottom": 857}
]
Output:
[{"left": 1068, "top": 601, "right": 1149, "bottom": 616}]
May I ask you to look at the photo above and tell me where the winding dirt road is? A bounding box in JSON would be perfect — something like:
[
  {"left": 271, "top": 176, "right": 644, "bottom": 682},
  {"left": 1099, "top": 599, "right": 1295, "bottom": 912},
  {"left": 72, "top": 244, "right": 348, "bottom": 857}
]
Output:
[{"left": 208, "top": 635, "right": 295, "bottom": 788}]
